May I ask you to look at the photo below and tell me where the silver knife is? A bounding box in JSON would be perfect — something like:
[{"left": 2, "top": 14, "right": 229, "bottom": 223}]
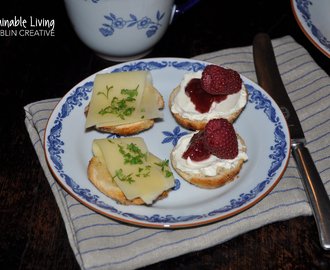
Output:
[{"left": 253, "top": 33, "right": 330, "bottom": 250}]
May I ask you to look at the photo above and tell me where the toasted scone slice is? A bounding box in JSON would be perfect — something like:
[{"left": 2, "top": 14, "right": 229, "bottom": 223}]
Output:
[
  {"left": 88, "top": 157, "right": 168, "bottom": 205},
  {"left": 85, "top": 70, "right": 164, "bottom": 135},
  {"left": 85, "top": 86, "right": 164, "bottom": 135},
  {"left": 170, "top": 134, "right": 247, "bottom": 189},
  {"left": 169, "top": 84, "right": 248, "bottom": 131},
  {"left": 88, "top": 137, "right": 175, "bottom": 205}
]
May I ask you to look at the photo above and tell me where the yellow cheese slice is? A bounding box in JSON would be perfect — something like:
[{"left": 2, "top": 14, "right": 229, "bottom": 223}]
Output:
[
  {"left": 85, "top": 70, "right": 163, "bottom": 129},
  {"left": 92, "top": 138, "right": 175, "bottom": 204}
]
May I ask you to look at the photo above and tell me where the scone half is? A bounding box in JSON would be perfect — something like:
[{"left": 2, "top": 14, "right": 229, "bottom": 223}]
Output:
[
  {"left": 170, "top": 134, "right": 247, "bottom": 189},
  {"left": 169, "top": 84, "right": 248, "bottom": 131},
  {"left": 85, "top": 86, "right": 164, "bottom": 135},
  {"left": 88, "top": 156, "right": 168, "bottom": 205}
]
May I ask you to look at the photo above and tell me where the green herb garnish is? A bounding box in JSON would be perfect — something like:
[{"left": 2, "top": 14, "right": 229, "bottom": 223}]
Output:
[
  {"left": 136, "top": 166, "right": 151, "bottom": 178},
  {"left": 112, "top": 169, "right": 135, "bottom": 184},
  {"left": 97, "top": 85, "right": 112, "bottom": 99},
  {"left": 114, "top": 142, "right": 149, "bottom": 182},
  {"left": 110, "top": 140, "right": 171, "bottom": 184},
  {"left": 98, "top": 85, "right": 139, "bottom": 120},
  {"left": 154, "top": 159, "right": 173, "bottom": 178},
  {"left": 165, "top": 170, "right": 173, "bottom": 178},
  {"left": 122, "top": 143, "right": 148, "bottom": 165}
]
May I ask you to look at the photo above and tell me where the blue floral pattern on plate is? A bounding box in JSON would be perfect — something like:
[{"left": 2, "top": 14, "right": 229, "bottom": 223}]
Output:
[
  {"left": 100, "top": 11, "right": 165, "bottom": 38},
  {"left": 294, "top": 0, "right": 330, "bottom": 55},
  {"left": 162, "top": 126, "right": 188, "bottom": 146},
  {"left": 45, "top": 58, "right": 290, "bottom": 228}
]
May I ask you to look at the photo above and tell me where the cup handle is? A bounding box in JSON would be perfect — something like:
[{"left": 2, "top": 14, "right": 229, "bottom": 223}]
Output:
[{"left": 170, "top": 0, "right": 202, "bottom": 24}]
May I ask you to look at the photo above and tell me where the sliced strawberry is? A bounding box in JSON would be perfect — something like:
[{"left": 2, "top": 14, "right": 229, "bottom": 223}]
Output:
[
  {"left": 203, "top": 119, "right": 238, "bottom": 159},
  {"left": 201, "top": 65, "right": 242, "bottom": 95},
  {"left": 182, "top": 130, "right": 211, "bottom": 161}
]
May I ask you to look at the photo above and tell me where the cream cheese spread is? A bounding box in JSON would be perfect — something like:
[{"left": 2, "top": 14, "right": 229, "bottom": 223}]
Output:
[
  {"left": 172, "top": 131, "right": 248, "bottom": 177},
  {"left": 170, "top": 70, "right": 247, "bottom": 121}
]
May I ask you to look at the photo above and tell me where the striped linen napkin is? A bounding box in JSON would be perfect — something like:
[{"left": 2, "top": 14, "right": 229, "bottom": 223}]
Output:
[{"left": 24, "top": 36, "right": 330, "bottom": 270}]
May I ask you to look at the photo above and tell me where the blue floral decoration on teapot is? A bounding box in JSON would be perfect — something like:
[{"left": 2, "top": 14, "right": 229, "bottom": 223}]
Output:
[{"left": 99, "top": 11, "right": 165, "bottom": 38}]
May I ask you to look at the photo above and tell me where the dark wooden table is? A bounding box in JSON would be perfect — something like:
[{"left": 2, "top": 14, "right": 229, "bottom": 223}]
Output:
[{"left": 1, "top": 0, "right": 330, "bottom": 269}]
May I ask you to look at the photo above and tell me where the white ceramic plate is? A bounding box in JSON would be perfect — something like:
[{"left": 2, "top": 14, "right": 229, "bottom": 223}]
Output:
[
  {"left": 291, "top": 0, "right": 330, "bottom": 58},
  {"left": 44, "top": 58, "right": 290, "bottom": 228}
]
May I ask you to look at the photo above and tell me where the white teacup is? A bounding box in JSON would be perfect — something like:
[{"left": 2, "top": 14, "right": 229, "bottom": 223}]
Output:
[{"left": 64, "top": 0, "right": 201, "bottom": 62}]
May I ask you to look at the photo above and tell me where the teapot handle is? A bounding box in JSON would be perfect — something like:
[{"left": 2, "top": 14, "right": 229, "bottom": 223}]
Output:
[{"left": 170, "top": 0, "right": 202, "bottom": 24}]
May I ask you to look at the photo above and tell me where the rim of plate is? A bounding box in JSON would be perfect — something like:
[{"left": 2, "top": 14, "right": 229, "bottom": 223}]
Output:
[{"left": 291, "top": 0, "right": 330, "bottom": 58}]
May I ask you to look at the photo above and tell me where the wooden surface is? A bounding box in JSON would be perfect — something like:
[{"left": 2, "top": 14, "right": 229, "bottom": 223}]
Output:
[{"left": 1, "top": 0, "right": 330, "bottom": 269}]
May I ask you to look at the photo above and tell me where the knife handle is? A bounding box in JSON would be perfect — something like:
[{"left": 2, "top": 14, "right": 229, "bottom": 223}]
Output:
[
  {"left": 292, "top": 141, "right": 330, "bottom": 250},
  {"left": 253, "top": 33, "right": 304, "bottom": 139}
]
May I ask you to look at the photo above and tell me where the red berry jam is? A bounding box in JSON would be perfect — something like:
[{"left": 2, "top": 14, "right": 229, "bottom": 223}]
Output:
[
  {"left": 182, "top": 130, "right": 211, "bottom": 162},
  {"left": 185, "top": 78, "right": 227, "bottom": 113}
]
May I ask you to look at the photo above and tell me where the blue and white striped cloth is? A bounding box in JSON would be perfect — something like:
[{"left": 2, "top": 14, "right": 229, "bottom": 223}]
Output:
[{"left": 24, "top": 36, "right": 330, "bottom": 270}]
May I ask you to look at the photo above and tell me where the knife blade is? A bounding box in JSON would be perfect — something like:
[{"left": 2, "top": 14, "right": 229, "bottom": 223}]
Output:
[{"left": 253, "top": 33, "right": 330, "bottom": 250}]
